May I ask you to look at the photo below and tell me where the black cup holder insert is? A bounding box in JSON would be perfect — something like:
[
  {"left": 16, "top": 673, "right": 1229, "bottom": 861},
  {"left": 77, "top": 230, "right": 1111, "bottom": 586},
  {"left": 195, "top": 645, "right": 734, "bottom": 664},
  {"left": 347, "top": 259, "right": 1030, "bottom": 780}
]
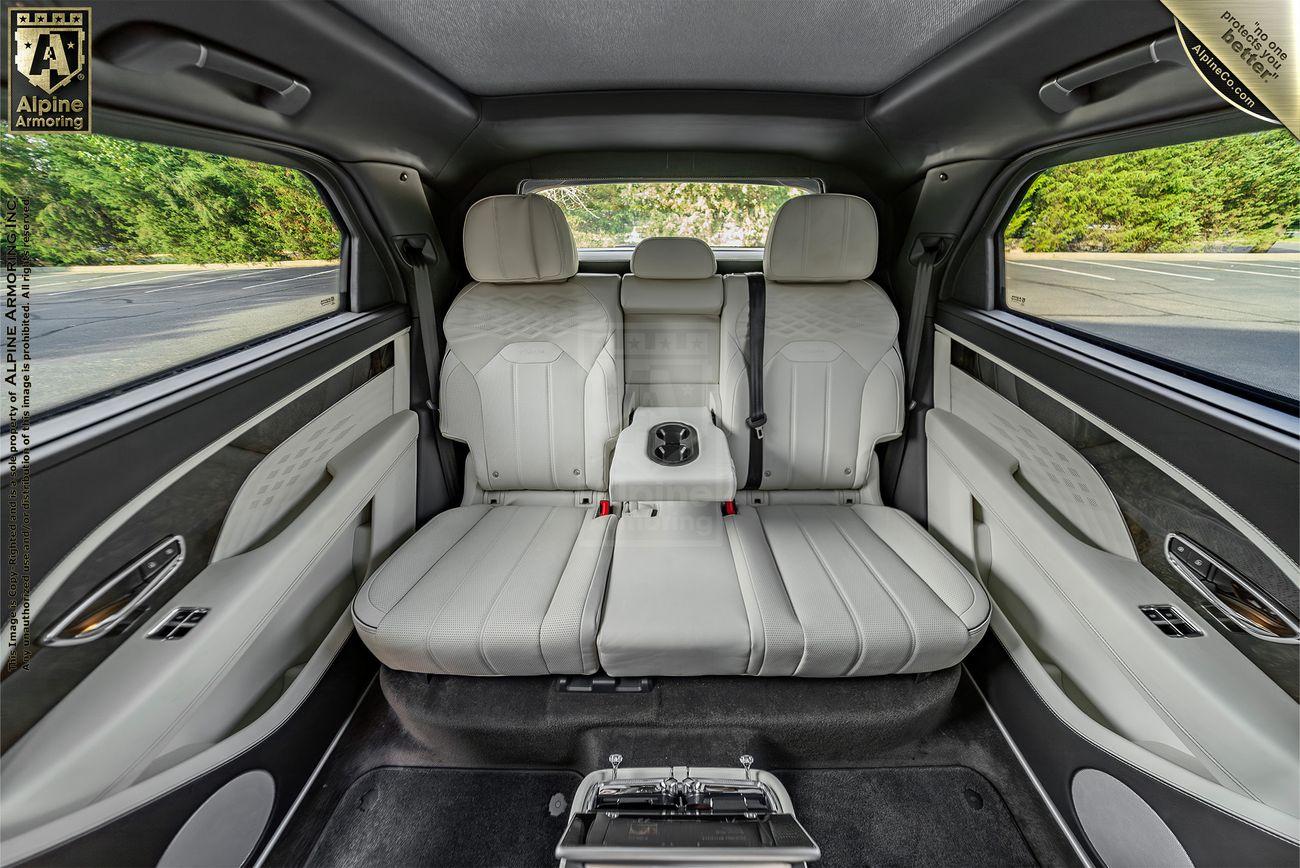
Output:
[{"left": 649, "top": 422, "right": 699, "bottom": 466}]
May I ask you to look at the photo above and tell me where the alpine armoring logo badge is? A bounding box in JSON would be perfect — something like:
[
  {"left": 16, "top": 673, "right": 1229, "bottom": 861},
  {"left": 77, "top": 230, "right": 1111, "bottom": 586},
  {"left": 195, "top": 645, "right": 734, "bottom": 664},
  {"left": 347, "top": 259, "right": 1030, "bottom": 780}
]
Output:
[{"left": 7, "top": 7, "right": 91, "bottom": 132}]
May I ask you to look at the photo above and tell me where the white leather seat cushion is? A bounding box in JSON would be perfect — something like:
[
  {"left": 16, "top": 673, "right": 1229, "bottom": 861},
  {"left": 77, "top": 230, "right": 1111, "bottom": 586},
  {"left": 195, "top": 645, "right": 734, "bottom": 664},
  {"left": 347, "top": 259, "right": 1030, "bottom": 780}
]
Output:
[
  {"left": 750, "top": 504, "right": 989, "bottom": 675},
  {"left": 353, "top": 505, "right": 615, "bottom": 675},
  {"left": 597, "top": 504, "right": 800, "bottom": 676},
  {"left": 595, "top": 503, "right": 987, "bottom": 677}
]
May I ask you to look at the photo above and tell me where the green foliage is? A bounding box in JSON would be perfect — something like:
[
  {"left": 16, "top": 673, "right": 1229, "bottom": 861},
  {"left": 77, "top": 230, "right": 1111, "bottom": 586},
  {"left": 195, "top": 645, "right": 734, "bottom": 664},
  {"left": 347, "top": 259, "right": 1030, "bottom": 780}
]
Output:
[
  {"left": 1006, "top": 130, "right": 1300, "bottom": 253},
  {"left": 0, "top": 129, "right": 340, "bottom": 265},
  {"left": 539, "top": 182, "right": 803, "bottom": 248}
]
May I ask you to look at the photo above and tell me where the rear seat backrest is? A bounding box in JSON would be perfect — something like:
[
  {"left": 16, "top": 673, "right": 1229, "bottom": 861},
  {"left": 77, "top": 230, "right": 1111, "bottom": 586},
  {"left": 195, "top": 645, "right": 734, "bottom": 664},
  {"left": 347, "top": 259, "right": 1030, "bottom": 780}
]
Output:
[
  {"left": 720, "top": 194, "right": 904, "bottom": 492},
  {"left": 620, "top": 237, "right": 724, "bottom": 414},
  {"left": 440, "top": 194, "right": 622, "bottom": 492}
]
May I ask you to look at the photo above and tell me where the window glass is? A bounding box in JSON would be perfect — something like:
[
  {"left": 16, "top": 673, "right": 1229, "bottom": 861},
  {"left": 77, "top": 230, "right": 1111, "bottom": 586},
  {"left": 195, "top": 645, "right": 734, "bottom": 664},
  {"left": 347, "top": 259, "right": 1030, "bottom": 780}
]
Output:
[
  {"left": 1003, "top": 130, "right": 1300, "bottom": 402},
  {"left": 536, "top": 182, "right": 809, "bottom": 249},
  {"left": 1, "top": 129, "right": 344, "bottom": 417}
]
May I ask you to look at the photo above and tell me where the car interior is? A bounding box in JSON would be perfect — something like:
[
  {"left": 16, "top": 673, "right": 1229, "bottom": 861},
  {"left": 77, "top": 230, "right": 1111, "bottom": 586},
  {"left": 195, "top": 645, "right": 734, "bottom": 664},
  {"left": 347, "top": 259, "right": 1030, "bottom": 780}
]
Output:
[{"left": 1, "top": 1, "right": 1297, "bottom": 867}]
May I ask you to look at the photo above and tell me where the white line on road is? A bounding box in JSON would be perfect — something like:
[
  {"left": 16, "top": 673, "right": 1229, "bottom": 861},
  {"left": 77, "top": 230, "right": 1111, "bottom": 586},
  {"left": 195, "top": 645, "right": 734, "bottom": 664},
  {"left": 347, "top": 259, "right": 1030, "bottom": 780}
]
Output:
[
  {"left": 1152, "top": 262, "right": 1299, "bottom": 280},
  {"left": 1222, "top": 262, "right": 1300, "bottom": 272},
  {"left": 46, "top": 269, "right": 211, "bottom": 295},
  {"left": 1007, "top": 261, "right": 1115, "bottom": 280},
  {"left": 1067, "top": 261, "right": 1215, "bottom": 281},
  {"left": 143, "top": 269, "right": 276, "bottom": 293},
  {"left": 243, "top": 269, "right": 336, "bottom": 289}
]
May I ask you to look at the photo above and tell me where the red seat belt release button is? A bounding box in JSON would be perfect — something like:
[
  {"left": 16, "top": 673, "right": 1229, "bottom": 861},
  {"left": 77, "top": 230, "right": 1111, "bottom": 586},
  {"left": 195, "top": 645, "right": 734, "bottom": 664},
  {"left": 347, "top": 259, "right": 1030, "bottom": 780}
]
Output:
[
  {"left": 721, "top": 500, "right": 738, "bottom": 516},
  {"left": 596, "top": 500, "right": 612, "bottom": 517}
]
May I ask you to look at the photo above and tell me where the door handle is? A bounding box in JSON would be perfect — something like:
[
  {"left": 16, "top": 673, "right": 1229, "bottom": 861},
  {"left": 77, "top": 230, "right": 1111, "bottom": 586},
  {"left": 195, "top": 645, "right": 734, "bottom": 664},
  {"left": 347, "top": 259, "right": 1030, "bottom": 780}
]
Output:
[
  {"left": 41, "top": 536, "right": 186, "bottom": 646},
  {"left": 1165, "top": 533, "right": 1299, "bottom": 643}
]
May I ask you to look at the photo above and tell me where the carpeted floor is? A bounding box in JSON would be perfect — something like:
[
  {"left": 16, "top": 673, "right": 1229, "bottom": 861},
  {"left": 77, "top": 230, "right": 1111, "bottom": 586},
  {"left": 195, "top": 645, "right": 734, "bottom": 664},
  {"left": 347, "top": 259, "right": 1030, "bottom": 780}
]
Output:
[
  {"left": 304, "top": 768, "right": 580, "bottom": 868},
  {"left": 265, "top": 670, "right": 1080, "bottom": 868},
  {"left": 778, "top": 767, "right": 1036, "bottom": 867}
]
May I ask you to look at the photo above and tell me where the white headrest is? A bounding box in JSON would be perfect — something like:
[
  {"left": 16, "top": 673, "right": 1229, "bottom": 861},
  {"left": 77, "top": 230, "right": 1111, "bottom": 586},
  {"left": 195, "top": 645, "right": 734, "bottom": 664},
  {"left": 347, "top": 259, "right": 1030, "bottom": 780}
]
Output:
[
  {"left": 763, "top": 194, "right": 878, "bottom": 282},
  {"left": 631, "top": 237, "right": 717, "bottom": 279},
  {"left": 463, "top": 194, "right": 578, "bottom": 284}
]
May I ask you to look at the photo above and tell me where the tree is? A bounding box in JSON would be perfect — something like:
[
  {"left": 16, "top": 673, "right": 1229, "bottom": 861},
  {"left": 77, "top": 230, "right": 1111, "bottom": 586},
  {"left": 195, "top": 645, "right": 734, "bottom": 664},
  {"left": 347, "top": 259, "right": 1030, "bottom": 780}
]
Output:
[
  {"left": 1005, "top": 130, "right": 1300, "bottom": 253},
  {"left": 0, "top": 129, "right": 340, "bottom": 265}
]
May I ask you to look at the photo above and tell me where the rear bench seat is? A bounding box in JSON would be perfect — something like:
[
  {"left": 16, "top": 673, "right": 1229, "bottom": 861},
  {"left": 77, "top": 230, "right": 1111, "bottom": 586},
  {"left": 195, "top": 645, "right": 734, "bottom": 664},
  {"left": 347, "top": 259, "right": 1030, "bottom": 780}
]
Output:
[{"left": 354, "top": 192, "right": 988, "bottom": 677}]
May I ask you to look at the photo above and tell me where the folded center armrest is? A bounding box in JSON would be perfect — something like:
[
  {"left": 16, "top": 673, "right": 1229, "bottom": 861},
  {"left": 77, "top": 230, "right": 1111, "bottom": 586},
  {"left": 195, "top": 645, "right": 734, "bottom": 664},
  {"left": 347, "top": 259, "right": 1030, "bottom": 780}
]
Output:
[{"left": 609, "top": 406, "right": 736, "bottom": 503}]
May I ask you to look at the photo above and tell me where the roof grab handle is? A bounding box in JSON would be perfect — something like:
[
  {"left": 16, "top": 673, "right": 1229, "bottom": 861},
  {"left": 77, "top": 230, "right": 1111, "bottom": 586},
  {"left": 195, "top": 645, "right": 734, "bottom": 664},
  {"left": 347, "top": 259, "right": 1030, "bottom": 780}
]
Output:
[
  {"left": 101, "top": 24, "right": 312, "bottom": 116},
  {"left": 1039, "top": 31, "right": 1186, "bottom": 113}
]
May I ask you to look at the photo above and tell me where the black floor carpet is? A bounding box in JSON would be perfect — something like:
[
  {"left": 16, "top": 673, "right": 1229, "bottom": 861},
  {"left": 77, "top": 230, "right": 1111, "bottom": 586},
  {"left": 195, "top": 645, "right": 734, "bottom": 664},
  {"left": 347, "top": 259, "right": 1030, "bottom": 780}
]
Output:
[
  {"left": 267, "top": 670, "right": 1080, "bottom": 868},
  {"left": 304, "top": 767, "right": 581, "bottom": 868},
  {"left": 778, "top": 767, "right": 1036, "bottom": 868}
]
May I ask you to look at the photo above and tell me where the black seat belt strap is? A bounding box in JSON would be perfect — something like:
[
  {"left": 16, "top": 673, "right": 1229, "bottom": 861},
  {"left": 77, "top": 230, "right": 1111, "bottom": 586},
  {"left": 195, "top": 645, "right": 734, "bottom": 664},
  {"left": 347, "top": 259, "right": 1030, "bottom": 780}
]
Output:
[
  {"left": 744, "top": 272, "right": 767, "bottom": 490},
  {"left": 884, "top": 238, "right": 946, "bottom": 501},
  {"left": 404, "top": 237, "right": 460, "bottom": 497},
  {"left": 902, "top": 244, "right": 941, "bottom": 410}
]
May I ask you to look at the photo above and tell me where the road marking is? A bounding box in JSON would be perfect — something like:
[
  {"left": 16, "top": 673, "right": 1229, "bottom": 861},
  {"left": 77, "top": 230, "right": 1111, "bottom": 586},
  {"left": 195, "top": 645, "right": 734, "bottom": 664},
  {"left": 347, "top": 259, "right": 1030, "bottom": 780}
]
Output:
[
  {"left": 1153, "top": 262, "right": 1299, "bottom": 280},
  {"left": 243, "top": 269, "right": 336, "bottom": 289},
  {"left": 1221, "top": 262, "right": 1300, "bottom": 272},
  {"left": 41, "top": 271, "right": 150, "bottom": 290},
  {"left": 1008, "top": 261, "right": 1115, "bottom": 280},
  {"left": 1067, "top": 261, "right": 1215, "bottom": 281},
  {"left": 143, "top": 269, "right": 276, "bottom": 293},
  {"left": 46, "top": 269, "right": 211, "bottom": 295}
]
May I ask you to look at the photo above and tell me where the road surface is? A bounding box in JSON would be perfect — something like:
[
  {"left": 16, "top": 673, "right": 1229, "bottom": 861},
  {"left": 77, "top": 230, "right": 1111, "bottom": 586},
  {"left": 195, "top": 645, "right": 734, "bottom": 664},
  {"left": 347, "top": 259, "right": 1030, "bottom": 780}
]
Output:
[
  {"left": 23, "top": 264, "right": 341, "bottom": 416},
  {"left": 1005, "top": 253, "right": 1299, "bottom": 400}
]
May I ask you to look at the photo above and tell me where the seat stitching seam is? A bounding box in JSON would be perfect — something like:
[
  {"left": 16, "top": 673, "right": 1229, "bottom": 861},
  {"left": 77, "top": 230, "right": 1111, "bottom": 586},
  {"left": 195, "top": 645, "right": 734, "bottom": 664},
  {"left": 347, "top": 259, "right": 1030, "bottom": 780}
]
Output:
[
  {"left": 477, "top": 507, "right": 560, "bottom": 675},
  {"left": 788, "top": 507, "right": 865, "bottom": 676},
  {"left": 827, "top": 509, "right": 922, "bottom": 672},
  {"left": 421, "top": 507, "right": 522, "bottom": 672},
  {"left": 865, "top": 506, "right": 979, "bottom": 619},
  {"left": 753, "top": 508, "right": 806, "bottom": 673},
  {"left": 727, "top": 517, "right": 768, "bottom": 675},
  {"left": 535, "top": 510, "right": 598, "bottom": 671},
  {"left": 371, "top": 505, "right": 493, "bottom": 627}
]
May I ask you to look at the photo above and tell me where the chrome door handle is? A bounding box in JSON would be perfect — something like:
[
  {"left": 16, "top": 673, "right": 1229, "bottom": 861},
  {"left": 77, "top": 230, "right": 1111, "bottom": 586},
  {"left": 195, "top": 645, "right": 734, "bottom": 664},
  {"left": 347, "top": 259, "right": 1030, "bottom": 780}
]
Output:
[
  {"left": 41, "top": 536, "right": 186, "bottom": 646},
  {"left": 1165, "top": 533, "right": 1299, "bottom": 644}
]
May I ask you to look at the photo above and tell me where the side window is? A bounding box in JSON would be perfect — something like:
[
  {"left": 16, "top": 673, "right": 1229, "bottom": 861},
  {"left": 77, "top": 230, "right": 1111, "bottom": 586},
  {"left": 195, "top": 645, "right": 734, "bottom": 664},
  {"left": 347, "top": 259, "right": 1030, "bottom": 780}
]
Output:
[
  {"left": 2, "top": 130, "right": 344, "bottom": 418},
  {"left": 1002, "top": 130, "right": 1299, "bottom": 404}
]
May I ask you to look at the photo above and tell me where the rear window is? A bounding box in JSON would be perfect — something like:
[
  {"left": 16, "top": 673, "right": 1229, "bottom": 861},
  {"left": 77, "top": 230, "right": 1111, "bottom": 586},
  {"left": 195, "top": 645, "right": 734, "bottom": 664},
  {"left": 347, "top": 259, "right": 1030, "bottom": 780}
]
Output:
[
  {"left": 535, "top": 182, "right": 811, "bottom": 249},
  {"left": 1002, "top": 130, "right": 1300, "bottom": 404},
  {"left": 2, "top": 129, "right": 344, "bottom": 418}
]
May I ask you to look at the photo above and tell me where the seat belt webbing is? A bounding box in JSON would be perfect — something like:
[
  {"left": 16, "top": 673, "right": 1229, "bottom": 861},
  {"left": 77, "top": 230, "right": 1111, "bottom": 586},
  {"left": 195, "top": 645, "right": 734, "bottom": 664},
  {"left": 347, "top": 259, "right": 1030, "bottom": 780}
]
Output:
[
  {"left": 407, "top": 242, "right": 460, "bottom": 497},
  {"left": 744, "top": 273, "right": 767, "bottom": 490},
  {"left": 902, "top": 245, "right": 941, "bottom": 409}
]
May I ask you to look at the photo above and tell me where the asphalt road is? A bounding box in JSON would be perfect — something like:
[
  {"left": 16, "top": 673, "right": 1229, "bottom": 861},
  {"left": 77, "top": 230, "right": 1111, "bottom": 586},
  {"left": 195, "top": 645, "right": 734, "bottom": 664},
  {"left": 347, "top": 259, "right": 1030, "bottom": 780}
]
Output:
[
  {"left": 25, "top": 264, "right": 341, "bottom": 415},
  {"left": 1005, "top": 253, "right": 1299, "bottom": 400}
]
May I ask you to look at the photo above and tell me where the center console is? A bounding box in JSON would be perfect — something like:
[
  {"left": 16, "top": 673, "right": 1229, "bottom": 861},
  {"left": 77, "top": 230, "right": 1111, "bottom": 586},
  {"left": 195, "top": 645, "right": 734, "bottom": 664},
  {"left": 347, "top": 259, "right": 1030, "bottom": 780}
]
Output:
[
  {"left": 556, "top": 755, "right": 821, "bottom": 866},
  {"left": 609, "top": 406, "right": 736, "bottom": 503}
]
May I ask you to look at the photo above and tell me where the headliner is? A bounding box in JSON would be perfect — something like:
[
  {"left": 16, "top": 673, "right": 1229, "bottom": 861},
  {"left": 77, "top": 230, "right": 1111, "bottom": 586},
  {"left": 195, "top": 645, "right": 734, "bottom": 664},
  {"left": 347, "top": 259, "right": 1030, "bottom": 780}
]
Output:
[{"left": 340, "top": 0, "right": 1021, "bottom": 96}]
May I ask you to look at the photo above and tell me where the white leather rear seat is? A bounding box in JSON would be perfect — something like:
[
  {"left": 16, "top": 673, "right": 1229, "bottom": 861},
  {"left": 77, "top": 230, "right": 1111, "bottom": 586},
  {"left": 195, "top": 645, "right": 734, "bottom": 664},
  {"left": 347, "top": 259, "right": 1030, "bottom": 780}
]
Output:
[
  {"left": 620, "top": 237, "right": 724, "bottom": 414},
  {"left": 710, "top": 194, "right": 988, "bottom": 674},
  {"left": 353, "top": 194, "right": 621, "bottom": 675}
]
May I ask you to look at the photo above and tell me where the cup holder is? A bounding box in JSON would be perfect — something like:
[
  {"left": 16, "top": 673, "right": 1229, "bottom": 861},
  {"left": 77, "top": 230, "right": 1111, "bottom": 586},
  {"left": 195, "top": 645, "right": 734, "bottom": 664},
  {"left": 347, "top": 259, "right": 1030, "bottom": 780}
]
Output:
[{"left": 649, "top": 422, "right": 698, "bottom": 466}]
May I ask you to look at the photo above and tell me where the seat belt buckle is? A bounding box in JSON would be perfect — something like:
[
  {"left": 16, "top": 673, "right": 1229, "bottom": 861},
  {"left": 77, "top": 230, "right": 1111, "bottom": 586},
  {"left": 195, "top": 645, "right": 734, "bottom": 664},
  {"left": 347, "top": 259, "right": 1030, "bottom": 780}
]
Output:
[{"left": 746, "top": 413, "right": 767, "bottom": 440}]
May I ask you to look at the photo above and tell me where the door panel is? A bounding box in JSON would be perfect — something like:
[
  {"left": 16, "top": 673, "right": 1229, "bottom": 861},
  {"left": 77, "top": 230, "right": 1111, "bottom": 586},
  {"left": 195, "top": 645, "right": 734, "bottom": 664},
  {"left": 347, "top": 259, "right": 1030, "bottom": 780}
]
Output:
[
  {"left": 0, "top": 328, "right": 414, "bottom": 854},
  {"left": 927, "top": 325, "right": 1299, "bottom": 848}
]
